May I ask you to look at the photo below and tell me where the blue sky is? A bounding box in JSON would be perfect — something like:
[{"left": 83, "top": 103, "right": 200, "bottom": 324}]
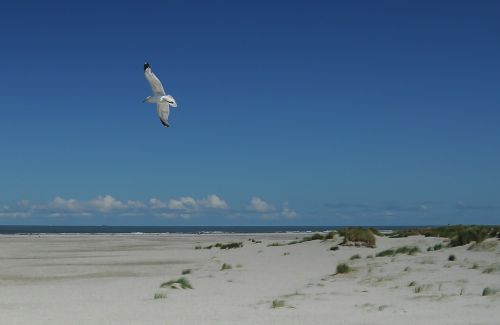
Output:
[{"left": 0, "top": 0, "right": 499, "bottom": 225}]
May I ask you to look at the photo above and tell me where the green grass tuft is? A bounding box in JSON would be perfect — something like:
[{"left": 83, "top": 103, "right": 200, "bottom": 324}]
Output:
[
  {"left": 221, "top": 263, "right": 232, "bottom": 271},
  {"left": 336, "top": 263, "right": 351, "bottom": 274},
  {"left": 376, "top": 246, "right": 420, "bottom": 257},
  {"left": 154, "top": 293, "right": 167, "bottom": 299},
  {"left": 323, "top": 231, "right": 336, "bottom": 240},
  {"left": 376, "top": 249, "right": 395, "bottom": 257},
  {"left": 160, "top": 277, "right": 193, "bottom": 289},
  {"left": 482, "top": 287, "right": 496, "bottom": 296},
  {"left": 271, "top": 299, "right": 286, "bottom": 308},
  {"left": 448, "top": 254, "right": 456, "bottom": 261},
  {"left": 350, "top": 254, "right": 361, "bottom": 260},
  {"left": 218, "top": 242, "right": 243, "bottom": 249}
]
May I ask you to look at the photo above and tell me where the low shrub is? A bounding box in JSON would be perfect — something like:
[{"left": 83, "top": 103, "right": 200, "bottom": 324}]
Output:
[
  {"left": 339, "top": 228, "right": 376, "bottom": 247},
  {"left": 482, "top": 287, "right": 496, "bottom": 296},
  {"left": 336, "top": 263, "right": 351, "bottom": 274}
]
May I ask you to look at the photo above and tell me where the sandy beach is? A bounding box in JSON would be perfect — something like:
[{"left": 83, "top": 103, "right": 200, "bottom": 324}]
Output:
[{"left": 0, "top": 233, "right": 498, "bottom": 324}]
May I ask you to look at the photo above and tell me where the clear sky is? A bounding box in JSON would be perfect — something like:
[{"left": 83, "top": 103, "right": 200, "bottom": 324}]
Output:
[{"left": 0, "top": 0, "right": 499, "bottom": 226}]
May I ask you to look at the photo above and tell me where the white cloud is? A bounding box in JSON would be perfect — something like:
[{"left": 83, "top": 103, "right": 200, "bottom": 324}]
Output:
[
  {"left": 51, "top": 196, "right": 80, "bottom": 211},
  {"left": 149, "top": 198, "right": 167, "bottom": 209},
  {"left": 199, "top": 195, "right": 228, "bottom": 209},
  {"left": 90, "top": 195, "right": 126, "bottom": 212},
  {"left": 249, "top": 197, "right": 275, "bottom": 212},
  {"left": 0, "top": 212, "right": 30, "bottom": 218},
  {"left": 281, "top": 202, "right": 297, "bottom": 219},
  {"left": 0, "top": 194, "right": 300, "bottom": 220},
  {"left": 168, "top": 196, "right": 198, "bottom": 210},
  {"left": 167, "top": 194, "right": 228, "bottom": 211}
]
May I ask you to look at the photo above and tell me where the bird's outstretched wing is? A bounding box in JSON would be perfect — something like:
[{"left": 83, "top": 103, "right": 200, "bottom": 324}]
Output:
[
  {"left": 156, "top": 102, "right": 170, "bottom": 127},
  {"left": 144, "top": 62, "right": 166, "bottom": 96}
]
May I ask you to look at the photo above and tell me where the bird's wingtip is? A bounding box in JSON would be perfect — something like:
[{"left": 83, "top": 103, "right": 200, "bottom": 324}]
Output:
[
  {"left": 159, "top": 119, "right": 170, "bottom": 128},
  {"left": 144, "top": 62, "right": 150, "bottom": 72}
]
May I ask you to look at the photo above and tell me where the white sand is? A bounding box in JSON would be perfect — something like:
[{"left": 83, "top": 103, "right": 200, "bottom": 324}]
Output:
[{"left": 0, "top": 233, "right": 499, "bottom": 324}]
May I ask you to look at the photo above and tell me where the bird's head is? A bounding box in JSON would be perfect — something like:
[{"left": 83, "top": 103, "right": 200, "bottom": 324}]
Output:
[{"left": 165, "top": 94, "right": 177, "bottom": 107}]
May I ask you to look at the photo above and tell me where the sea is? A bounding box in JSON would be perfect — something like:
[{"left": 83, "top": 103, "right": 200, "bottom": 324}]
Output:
[{"left": 0, "top": 225, "right": 424, "bottom": 235}]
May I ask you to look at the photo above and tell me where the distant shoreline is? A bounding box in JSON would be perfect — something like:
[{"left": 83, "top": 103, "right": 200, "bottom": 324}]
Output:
[{"left": 0, "top": 224, "right": 496, "bottom": 235}]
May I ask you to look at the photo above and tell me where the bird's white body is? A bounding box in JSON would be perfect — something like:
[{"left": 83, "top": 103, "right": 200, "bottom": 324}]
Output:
[
  {"left": 143, "top": 62, "right": 177, "bottom": 127},
  {"left": 144, "top": 95, "right": 175, "bottom": 104}
]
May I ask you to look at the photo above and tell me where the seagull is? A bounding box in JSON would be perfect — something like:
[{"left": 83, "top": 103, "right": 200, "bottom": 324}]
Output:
[{"left": 143, "top": 62, "right": 177, "bottom": 127}]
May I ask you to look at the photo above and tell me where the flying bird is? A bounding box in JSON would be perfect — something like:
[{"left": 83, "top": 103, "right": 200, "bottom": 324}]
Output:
[{"left": 143, "top": 62, "right": 177, "bottom": 127}]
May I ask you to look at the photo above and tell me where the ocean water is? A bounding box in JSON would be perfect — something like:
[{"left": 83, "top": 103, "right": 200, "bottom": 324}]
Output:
[{"left": 0, "top": 225, "right": 423, "bottom": 235}]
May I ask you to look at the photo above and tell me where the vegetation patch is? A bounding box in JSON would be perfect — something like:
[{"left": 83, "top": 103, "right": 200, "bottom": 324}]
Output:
[
  {"left": 269, "top": 232, "right": 336, "bottom": 247},
  {"left": 216, "top": 242, "right": 243, "bottom": 249},
  {"left": 271, "top": 299, "right": 286, "bottom": 308},
  {"left": 221, "top": 263, "right": 232, "bottom": 271},
  {"left": 181, "top": 269, "right": 191, "bottom": 275},
  {"left": 482, "top": 287, "right": 498, "bottom": 296},
  {"left": 323, "top": 231, "right": 336, "bottom": 240},
  {"left": 160, "top": 277, "right": 193, "bottom": 289},
  {"left": 389, "top": 225, "right": 499, "bottom": 247},
  {"left": 448, "top": 254, "right": 456, "bottom": 261},
  {"left": 338, "top": 228, "right": 376, "bottom": 247},
  {"left": 336, "top": 263, "right": 352, "bottom": 274},
  {"left": 376, "top": 249, "right": 395, "bottom": 257},
  {"left": 376, "top": 246, "right": 420, "bottom": 257},
  {"left": 154, "top": 293, "right": 167, "bottom": 299},
  {"left": 350, "top": 254, "right": 361, "bottom": 260}
]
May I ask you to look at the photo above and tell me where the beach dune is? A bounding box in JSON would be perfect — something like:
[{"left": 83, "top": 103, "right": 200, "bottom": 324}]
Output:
[{"left": 0, "top": 233, "right": 498, "bottom": 324}]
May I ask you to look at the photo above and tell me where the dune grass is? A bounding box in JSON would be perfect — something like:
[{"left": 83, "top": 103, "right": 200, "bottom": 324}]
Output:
[
  {"left": 221, "top": 263, "right": 232, "bottom": 271},
  {"left": 271, "top": 299, "right": 286, "bottom": 308},
  {"left": 448, "top": 254, "right": 456, "bottom": 261},
  {"left": 336, "top": 263, "right": 351, "bottom": 274},
  {"left": 268, "top": 232, "right": 335, "bottom": 247},
  {"left": 350, "top": 254, "right": 361, "bottom": 260},
  {"left": 216, "top": 242, "right": 243, "bottom": 249},
  {"left": 376, "top": 249, "right": 395, "bottom": 257},
  {"left": 376, "top": 246, "right": 420, "bottom": 257},
  {"left": 160, "top": 277, "right": 193, "bottom": 289},
  {"left": 181, "top": 269, "right": 191, "bottom": 275},
  {"left": 154, "top": 293, "right": 167, "bottom": 299},
  {"left": 390, "top": 225, "right": 499, "bottom": 246},
  {"left": 482, "top": 287, "right": 497, "bottom": 296},
  {"left": 338, "top": 228, "right": 376, "bottom": 247}
]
